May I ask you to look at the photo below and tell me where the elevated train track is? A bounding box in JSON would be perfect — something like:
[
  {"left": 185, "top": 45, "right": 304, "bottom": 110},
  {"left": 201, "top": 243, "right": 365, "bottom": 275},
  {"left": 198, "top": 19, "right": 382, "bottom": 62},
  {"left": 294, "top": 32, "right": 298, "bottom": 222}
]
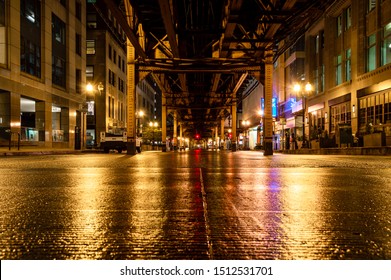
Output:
[{"left": 100, "top": 0, "right": 336, "bottom": 151}]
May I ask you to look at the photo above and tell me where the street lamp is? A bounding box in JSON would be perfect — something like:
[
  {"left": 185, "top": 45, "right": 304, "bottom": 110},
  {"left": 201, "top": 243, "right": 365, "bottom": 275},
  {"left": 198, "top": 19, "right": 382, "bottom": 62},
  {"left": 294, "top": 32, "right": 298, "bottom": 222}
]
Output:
[
  {"left": 149, "top": 121, "right": 158, "bottom": 149},
  {"left": 136, "top": 110, "right": 144, "bottom": 137},
  {"left": 293, "top": 82, "right": 312, "bottom": 148},
  {"left": 85, "top": 82, "right": 104, "bottom": 148}
]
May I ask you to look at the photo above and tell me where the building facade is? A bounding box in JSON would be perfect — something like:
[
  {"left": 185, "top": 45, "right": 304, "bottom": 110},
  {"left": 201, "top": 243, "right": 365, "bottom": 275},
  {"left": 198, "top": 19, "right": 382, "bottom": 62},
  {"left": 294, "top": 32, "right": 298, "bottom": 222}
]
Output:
[
  {"left": 0, "top": 0, "right": 86, "bottom": 149},
  {"left": 272, "top": 0, "right": 391, "bottom": 149},
  {"left": 86, "top": 1, "right": 127, "bottom": 147}
]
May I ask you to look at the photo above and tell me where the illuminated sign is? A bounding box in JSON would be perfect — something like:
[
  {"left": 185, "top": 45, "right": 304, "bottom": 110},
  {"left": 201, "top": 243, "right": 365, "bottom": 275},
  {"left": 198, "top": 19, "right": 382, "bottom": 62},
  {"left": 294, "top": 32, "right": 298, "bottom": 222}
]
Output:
[
  {"left": 261, "top": 98, "right": 278, "bottom": 117},
  {"left": 52, "top": 106, "right": 61, "bottom": 113}
]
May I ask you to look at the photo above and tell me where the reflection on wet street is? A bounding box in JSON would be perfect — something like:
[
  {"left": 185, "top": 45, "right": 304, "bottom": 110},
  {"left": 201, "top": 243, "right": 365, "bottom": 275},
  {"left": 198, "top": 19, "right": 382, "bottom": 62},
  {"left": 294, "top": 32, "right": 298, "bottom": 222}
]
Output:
[{"left": 0, "top": 151, "right": 390, "bottom": 259}]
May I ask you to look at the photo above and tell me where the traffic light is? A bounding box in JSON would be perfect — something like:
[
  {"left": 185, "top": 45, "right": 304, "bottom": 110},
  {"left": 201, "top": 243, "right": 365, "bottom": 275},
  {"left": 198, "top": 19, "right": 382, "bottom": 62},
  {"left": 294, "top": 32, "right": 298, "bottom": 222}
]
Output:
[
  {"left": 228, "top": 133, "right": 232, "bottom": 139},
  {"left": 195, "top": 133, "right": 200, "bottom": 140}
]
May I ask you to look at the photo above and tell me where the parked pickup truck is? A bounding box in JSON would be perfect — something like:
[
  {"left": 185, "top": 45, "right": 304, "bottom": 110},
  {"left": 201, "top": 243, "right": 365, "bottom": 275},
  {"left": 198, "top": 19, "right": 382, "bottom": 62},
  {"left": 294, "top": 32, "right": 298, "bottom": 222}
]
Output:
[{"left": 99, "top": 132, "right": 127, "bottom": 153}]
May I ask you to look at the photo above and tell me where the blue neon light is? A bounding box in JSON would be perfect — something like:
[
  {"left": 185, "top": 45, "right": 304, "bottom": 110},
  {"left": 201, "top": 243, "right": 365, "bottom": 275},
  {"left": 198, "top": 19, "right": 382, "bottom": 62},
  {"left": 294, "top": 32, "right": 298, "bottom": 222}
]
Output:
[{"left": 261, "top": 98, "right": 278, "bottom": 117}]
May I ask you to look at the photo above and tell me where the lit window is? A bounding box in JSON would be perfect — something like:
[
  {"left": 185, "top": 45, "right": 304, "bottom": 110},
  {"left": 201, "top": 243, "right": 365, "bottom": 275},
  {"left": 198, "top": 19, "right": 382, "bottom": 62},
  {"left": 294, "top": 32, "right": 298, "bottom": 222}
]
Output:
[
  {"left": 335, "top": 54, "right": 342, "bottom": 85},
  {"left": 368, "top": 0, "right": 376, "bottom": 13},
  {"left": 345, "top": 6, "right": 351, "bottom": 30},
  {"left": 367, "top": 34, "right": 376, "bottom": 72},
  {"left": 86, "top": 65, "right": 94, "bottom": 78},
  {"left": 337, "top": 14, "right": 342, "bottom": 36},
  {"left": 87, "top": 13, "right": 97, "bottom": 29},
  {"left": 345, "top": 49, "right": 351, "bottom": 81},
  {"left": 86, "top": 40, "right": 96, "bottom": 55},
  {"left": 381, "top": 22, "right": 391, "bottom": 66}
]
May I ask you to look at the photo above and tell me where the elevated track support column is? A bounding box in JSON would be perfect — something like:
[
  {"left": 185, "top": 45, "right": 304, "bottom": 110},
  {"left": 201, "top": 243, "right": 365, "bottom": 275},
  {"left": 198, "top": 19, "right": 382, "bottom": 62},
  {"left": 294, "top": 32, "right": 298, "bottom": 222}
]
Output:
[
  {"left": 231, "top": 103, "right": 237, "bottom": 152},
  {"left": 162, "top": 96, "right": 167, "bottom": 152},
  {"left": 126, "top": 42, "right": 136, "bottom": 155},
  {"left": 263, "top": 50, "right": 274, "bottom": 156},
  {"left": 173, "top": 111, "right": 178, "bottom": 150},
  {"left": 220, "top": 118, "right": 225, "bottom": 149}
]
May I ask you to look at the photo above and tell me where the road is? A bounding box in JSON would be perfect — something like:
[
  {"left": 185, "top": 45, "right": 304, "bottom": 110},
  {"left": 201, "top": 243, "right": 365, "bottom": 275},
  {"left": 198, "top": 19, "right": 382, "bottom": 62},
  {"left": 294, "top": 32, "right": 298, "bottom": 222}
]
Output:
[{"left": 0, "top": 150, "right": 390, "bottom": 259}]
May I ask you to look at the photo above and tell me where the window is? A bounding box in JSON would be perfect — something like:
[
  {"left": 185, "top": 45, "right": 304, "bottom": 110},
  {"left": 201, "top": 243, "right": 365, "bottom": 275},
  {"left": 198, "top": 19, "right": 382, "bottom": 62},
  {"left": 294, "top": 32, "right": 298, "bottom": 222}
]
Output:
[
  {"left": 0, "top": 0, "right": 5, "bottom": 26},
  {"left": 75, "top": 1, "right": 81, "bottom": 21},
  {"left": 345, "top": 6, "right": 351, "bottom": 30},
  {"left": 381, "top": 22, "right": 391, "bottom": 66},
  {"left": 337, "top": 14, "right": 342, "bottom": 36},
  {"left": 87, "top": 13, "right": 96, "bottom": 29},
  {"left": 368, "top": 0, "right": 376, "bottom": 13},
  {"left": 21, "top": 0, "right": 41, "bottom": 25},
  {"left": 76, "top": 33, "right": 81, "bottom": 56},
  {"left": 20, "top": 0, "right": 41, "bottom": 77},
  {"left": 108, "top": 96, "right": 115, "bottom": 118},
  {"left": 315, "top": 34, "right": 320, "bottom": 54},
  {"left": 86, "top": 65, "right": 94, "bottom": 78},
  {"left": 108, "top": 96, "right": 111, "bottom": 117},
  {"left": 20, "top": 36, "right": 41, "bottom": 77},
  {"left": 52, "top": 56, "right": 66, "bottom": 87},
  {"left": 59, "top": 0, "right": 66, "bottom": 7},
  {"left": 112, "top": 98, "right": 115, "bottom": 118},
  {"left": 367, "top": 34, "right": 376, "bottom": 72},
  {"left": 385, "top": 92, "right": 391, "bottom": 124},
  {"left": 108, "top": 44, "right": 112, "bottom": 60},
  {"left": 335, "top": 54, "right": 342, "bottom": 85},
  {"left": 345, "top": 49, "right": 351, "bottom": 81},
  {"left": 113, "top": 50, "right": 116, "bottom": 64},
  {"left": 52, "top": 14, "right": 65, "bottom": 44},
  {"left": 86, "top": 40, "right": 96, "bottom": 55},
  {"left": 359, "top": 92, "right": 391, "bottom": 133},
  {"left": 52, "top": 106, "right": 68, "bottom": 142},
  {"left": 118, "top": 78, "right": 125, "bottom": 92},
  {"left": 331, "top": 102, "right": 351, "bottom": 133},
  {"left": 108, "top": 69, "right": 115, "bottom": 86},
  {"left": 52, "top": 14, "right": 66, "bottom": 87}
]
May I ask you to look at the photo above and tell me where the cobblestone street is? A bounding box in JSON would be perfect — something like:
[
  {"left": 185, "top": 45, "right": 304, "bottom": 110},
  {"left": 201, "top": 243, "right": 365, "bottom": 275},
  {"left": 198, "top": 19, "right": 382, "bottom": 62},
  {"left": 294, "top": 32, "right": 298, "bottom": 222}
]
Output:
[{"left": 1, "top": 151, "right": 391, "bottom": 259}]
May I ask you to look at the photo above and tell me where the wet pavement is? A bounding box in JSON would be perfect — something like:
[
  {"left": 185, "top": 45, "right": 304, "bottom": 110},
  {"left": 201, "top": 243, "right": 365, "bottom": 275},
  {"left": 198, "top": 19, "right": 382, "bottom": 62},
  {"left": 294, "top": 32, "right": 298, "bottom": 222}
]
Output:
[{"left": 0, "top": 150, "right": 390, "bottom": 260}]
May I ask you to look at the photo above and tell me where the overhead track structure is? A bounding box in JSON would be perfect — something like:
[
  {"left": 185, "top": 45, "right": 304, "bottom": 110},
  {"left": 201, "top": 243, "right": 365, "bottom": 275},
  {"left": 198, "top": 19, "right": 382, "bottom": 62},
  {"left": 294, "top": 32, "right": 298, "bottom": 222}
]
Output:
[{"left": 102, "top": 0, "right": 336, "bottom": 140}]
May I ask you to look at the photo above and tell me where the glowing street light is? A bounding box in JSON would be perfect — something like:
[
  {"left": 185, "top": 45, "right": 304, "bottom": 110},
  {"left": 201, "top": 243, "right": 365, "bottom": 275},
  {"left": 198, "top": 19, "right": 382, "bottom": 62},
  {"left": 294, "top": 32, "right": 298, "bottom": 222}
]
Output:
[{"left": 293, "top": 81, "right": 313, "bottom": 148}]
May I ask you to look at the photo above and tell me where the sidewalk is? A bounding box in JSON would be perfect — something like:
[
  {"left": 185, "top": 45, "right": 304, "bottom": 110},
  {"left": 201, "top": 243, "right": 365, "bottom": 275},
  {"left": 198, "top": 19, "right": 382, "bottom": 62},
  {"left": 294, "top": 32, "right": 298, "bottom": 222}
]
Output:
[
  {"left": 280, "top": 146, "right": 391, "bottom": 156},
  {"left": 0, "top": 146, "right": 85, "bottom": 156}
]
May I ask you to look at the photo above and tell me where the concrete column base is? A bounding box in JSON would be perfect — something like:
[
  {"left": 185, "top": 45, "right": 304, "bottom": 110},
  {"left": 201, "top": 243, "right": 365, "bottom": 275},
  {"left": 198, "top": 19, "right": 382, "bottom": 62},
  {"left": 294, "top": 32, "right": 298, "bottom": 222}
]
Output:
[
  {"left": 127, "top": 141, "right": 136, "bottom": 155},
  {"left": 263, "top": 142, "right": 273, "bottom": 156}
]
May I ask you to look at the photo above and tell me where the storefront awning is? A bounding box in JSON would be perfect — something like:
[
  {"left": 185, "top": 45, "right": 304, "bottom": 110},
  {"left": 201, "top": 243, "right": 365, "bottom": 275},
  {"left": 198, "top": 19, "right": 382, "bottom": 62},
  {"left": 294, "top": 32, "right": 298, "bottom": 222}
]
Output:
[{"left": 308, "top": 102, "right": 324, "bottom": 113}]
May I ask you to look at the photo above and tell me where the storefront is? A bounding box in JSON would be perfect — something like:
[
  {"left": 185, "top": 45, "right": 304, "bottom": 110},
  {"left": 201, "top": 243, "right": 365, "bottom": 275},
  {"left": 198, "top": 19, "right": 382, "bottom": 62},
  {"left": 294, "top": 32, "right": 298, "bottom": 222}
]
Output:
[
  {"left": 0, "top": 91, "right": 80, "bottom": 148},
  {"left": 328, "top": 93, "right": 351, "bottom": 135},
  {"left": 358, "top": 89, "right": 391, "bottom": 145}
]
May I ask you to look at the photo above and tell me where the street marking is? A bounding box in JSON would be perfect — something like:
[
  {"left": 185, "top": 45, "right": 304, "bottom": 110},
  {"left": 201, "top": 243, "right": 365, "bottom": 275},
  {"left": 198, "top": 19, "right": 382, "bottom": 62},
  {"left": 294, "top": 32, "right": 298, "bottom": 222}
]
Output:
[{"left": 199, "top": 167, "right": 213, "bottom": 259}]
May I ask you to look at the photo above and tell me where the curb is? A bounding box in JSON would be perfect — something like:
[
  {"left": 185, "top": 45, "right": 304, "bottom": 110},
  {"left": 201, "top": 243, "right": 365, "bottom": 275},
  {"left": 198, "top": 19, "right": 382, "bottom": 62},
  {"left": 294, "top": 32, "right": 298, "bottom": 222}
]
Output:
[
  {"left": 0, "top": 150, "right": 85, "bottom": 157},
  {"left": 280, "top": 147, "right": 391, "bottom": 156}
]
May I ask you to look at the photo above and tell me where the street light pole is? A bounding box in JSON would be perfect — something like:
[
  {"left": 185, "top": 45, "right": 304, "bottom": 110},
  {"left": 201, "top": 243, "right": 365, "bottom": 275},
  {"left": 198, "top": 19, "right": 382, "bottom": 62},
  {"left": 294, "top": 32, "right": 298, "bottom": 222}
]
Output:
[
  {"left": 293, "top": 82, "right": 312, "bottom": 148},
  {"left": 149, "top": 121, "right": 158, "bottom": 150},
  {"left": 136, "top": 110, "right": 144, "bottom": 137},
  {"left": 86, "top": 82, "right": 104, "bottom": 149}
]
